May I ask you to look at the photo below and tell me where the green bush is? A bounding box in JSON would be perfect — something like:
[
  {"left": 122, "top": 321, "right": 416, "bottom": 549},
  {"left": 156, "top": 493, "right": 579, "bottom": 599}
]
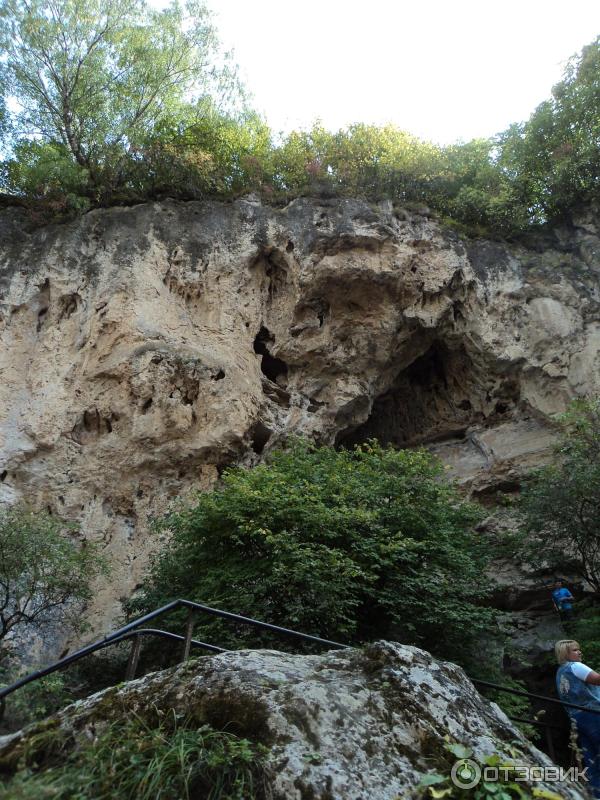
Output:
[
  {"left": 0, "top": 505, "right": 107, "bottom": 661},
  {"left": 418, "top": 741, "right": 561, "bottom": 799},
  {"left": 133, "top": 440, "right": 494, "bottom": 665},
  {"left": 520, "top": 398, "right": 600, "bottom": 592},
  {"left": 0, "top": 670, "right": 72, "bottom": 732},
  {"left": 566, "top": 604, "right": 600, "bottom": 668}
]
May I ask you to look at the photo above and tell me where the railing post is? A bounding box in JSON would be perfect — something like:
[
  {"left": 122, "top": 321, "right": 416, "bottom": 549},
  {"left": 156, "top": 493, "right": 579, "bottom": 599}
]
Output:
[
  {"left": 544, "top": 725, "right": 556, "bottom": 763},
  {"left": 181, "top": 608, "right": 196, "bottom": 662},
  {"left": 125, "top": 634, "right": 142, "bottom": 681}
]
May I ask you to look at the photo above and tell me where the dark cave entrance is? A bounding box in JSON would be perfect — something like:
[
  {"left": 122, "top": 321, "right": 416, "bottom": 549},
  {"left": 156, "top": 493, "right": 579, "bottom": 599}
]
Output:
[
  {"left": 337, "top": 340, "right": 519, "bottom": 449},
  {"left": 253, "top": 326, "right": 288, "bottom": 384}
]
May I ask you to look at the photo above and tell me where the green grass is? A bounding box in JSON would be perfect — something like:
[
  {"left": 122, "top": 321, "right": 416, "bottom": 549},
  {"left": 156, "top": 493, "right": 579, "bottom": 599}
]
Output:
[{"left": 0, "top": 710, "right": 271, "bottom": 800}]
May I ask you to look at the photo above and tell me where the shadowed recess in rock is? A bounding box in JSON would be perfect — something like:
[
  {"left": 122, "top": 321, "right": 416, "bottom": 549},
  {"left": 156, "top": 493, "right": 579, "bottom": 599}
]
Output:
[
  {"left": 337, "top": 341, "right": 520, "bottom": 448},
  {"left": 253, "top": 327, "right": 288, "bottom": 385}
]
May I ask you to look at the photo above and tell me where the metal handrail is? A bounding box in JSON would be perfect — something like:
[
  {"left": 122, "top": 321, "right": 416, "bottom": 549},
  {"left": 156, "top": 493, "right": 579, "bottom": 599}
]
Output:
[
  {"left": 1, "top": 596, "right": 596, "bottom": 763},
  {"left": 115, "top": 628, "right": 227, "bottom": 653},
  {"left": 0, "top": 598, "right": 348, "bottom": 701},
  {"left": 471, "top": 677, "right": 600, "bottom": 717}
]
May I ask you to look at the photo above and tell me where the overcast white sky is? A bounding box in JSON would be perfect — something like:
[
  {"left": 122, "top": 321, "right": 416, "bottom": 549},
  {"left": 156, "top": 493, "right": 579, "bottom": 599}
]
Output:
[{"left": 208, "top": 0, "right": 600, "bottom": 144}]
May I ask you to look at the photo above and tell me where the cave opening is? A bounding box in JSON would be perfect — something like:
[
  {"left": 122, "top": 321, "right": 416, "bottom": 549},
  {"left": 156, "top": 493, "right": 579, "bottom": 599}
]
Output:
[
  {"left": 250, "top": 421, "right": 273, "bottom": 454},
  {"left": 337, "top": 341, "right": 514, "bottom": 449},
  {"left": 253, "top": 326, "right": 288, "bottom": 384}
]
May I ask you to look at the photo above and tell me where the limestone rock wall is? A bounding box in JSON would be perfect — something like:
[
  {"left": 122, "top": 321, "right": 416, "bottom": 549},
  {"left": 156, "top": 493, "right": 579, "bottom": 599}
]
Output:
[{"left": 1, "top": 197, "right": 599, "bottom": 647}]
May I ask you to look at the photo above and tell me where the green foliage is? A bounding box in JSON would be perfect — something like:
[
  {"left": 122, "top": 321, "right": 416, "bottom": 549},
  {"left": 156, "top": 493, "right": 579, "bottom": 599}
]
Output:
[
  {"left": 418, "top": 741, "right": 562, "bottom": 799},
  {"left": 498, "top": 36, "right": 600, "bottom": 223},
  {"left": 128, "top": 103, "right": 273, "bottom": 200},
  {"left": 1, "top": 0, "right": 598, "bottom": 235},
  {"left": 0, "top": 505, "right": 107, "bottom": 656},
  {"left": 271, "top": 123, "right": 444, "bottom": 201},
  {"left": 0, "top": 0, "right": 242, "bottom": 200},
  {"left": 567, "top": 603, "right": 600, "bottom": 668},
  {"left": 520, "top": 398, "right": 600, "bottom": 592},
  {"left": 0, "top": 91, "right": 10, "bottom": 150},
  {"left": 133, "top": 440, "right": 493, "bottom": 664},
  {"left": 2, "top": 140, "right": 91, "bottom": 215},
  {"left": 0, "top": 669, "right": 72, "bottom": 731},
  {"left": 0, "top": 710, "right": 271, "bottom": 799},
  {"left": 433, "top": 140, "right": 531, "bottom": 236}
]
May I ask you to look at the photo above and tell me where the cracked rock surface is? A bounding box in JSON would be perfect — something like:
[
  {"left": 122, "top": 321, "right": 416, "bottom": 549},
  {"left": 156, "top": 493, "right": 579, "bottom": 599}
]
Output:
[
  {"left": 1, "top": 197, "right": 599, "bottom": 648},
  {"left": 0, "top": 642, "right": 588, "bottom": 800}
]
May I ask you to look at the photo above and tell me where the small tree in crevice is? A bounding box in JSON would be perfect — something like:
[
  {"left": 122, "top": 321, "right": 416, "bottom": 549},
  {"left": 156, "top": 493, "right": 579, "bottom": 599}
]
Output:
[{"left": 520, "top": 398, "right": 600, "bottom": 592}]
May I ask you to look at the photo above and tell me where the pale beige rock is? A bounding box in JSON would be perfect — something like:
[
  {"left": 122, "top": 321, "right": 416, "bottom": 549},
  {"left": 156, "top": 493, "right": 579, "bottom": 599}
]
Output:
[
  {"left": 0, "top": 198, "right": 599, "bottom": 651},
  {"left": 0, "top": 642, "right": 588, "bottom": 800}
]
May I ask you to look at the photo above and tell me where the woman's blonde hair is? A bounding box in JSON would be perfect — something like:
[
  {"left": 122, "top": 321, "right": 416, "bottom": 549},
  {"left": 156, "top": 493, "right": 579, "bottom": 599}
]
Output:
[{"left": 555, "top": 639, "right": 579, "bottom": 664}]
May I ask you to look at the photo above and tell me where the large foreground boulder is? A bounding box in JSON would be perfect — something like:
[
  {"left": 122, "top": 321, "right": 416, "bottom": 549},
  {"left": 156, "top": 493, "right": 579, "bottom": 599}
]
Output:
[{"left": 0, "top": 642, "right": 587, "bottom": 799}]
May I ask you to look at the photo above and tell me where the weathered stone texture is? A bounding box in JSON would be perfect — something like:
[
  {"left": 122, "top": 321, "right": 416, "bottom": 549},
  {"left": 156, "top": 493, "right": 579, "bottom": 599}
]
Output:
[
  {"left": 1, "top": 197, "right": 599, "bottom": 644},
  {"left": 0, "top": 642, "right": 587, "bottom": 799}
]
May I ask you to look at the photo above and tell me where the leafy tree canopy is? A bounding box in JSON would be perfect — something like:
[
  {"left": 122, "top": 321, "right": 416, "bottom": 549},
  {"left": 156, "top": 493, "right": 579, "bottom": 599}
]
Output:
[
  {"left": 498, "top": 36, "right": 600, "bottom": 223},
  {"left": 0, "top": 0, "right": 598, "bottom": 237},
  {"left": 0, "top": 505, "right": 106, "bottom": 659},
  {"left": 520, "top": 398, "right": 600, "bottom": 592},
  {"left": 134, "top": 440, "right": 493, "bottom": 665},
  {"left": 0, "top": 0, "right": 241, "bottom": 195}
]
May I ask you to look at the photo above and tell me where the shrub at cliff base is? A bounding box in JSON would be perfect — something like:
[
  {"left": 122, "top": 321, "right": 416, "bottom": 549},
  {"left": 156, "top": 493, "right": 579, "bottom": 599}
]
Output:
[
  {"left": 133, "top": 441, "right": 493, "bottom": 666},
  {"left": 0, "top": 506, "right": 106, "bottom": 657},
  {"left": 520, "top": 398, "right": 600, "bottom": 593}
]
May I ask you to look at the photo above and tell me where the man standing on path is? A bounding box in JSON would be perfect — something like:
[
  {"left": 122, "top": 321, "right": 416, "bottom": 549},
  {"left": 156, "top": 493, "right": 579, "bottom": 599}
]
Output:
[{"left": 552, "top": 579, "right": 575, "bottom": 623}]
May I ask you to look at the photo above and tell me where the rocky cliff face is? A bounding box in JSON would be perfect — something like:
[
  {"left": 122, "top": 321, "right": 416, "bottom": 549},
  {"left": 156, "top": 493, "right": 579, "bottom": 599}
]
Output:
[
  {"left": 1, "top": 197, "right": 599, "bottom": 647},
  {"left": 0, "top": 641, "right": 587, "bottom": 800}
]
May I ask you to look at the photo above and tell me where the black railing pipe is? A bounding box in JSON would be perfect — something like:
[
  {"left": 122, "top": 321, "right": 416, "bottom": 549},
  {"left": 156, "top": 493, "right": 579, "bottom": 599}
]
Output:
[
  {"left": 471, "top": 677, "right": 600, "bottom": 717},
  {"left": 0, "top": 599, "right": 180, "bottom": 701},
  {"left": 0, "top": 599, "right": 347, "bottom": 701},
  {"left": 118, "top": 628, "right": 226, "bottom": 654},
  {"left": 177, "top": 599, "right": 349, "bottom": 650}
]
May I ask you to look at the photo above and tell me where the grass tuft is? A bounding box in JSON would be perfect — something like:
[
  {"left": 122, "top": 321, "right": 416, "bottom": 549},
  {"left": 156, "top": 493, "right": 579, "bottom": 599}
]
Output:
[{"left": 0, "top": 709, "right": 271, "bottom": 800}]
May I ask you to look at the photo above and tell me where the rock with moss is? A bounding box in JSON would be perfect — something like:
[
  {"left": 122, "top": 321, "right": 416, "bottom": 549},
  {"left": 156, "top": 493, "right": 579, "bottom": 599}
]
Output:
[{"left": 0, "top": 642, "right": 587, "bottom": 799}]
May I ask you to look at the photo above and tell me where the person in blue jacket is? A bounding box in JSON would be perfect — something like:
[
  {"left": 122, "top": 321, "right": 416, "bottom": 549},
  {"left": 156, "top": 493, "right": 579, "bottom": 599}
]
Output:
[
  {"left": 552, "top": 579, "right": 575, "bottom": 622},
  {"left": 555, "top": 639, "right": 600, "bottom": 798}
]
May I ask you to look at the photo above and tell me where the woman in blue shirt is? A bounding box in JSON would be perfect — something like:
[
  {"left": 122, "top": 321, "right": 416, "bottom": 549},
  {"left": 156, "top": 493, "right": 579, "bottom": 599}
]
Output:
[{"left": 555, "top": 639, "right": 600, "bottom": 797}]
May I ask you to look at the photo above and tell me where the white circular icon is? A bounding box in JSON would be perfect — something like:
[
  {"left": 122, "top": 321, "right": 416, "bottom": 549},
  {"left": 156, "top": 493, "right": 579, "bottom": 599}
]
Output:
[{"left": 451, "top": 758, "right": 482, "bottom": 789}]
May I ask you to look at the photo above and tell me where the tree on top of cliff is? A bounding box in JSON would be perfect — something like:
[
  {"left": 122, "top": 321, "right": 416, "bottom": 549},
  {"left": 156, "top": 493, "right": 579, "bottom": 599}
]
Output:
[
  {"left": 0, "top": 0, "right": 243, "bottom": 197},
  {"left": 521, "top": 398, "right": 600, "bottom": 592},
  {"left": 133, "top": 440, "right": 494, "bottom": 665},
  {"left": 0, "top": 505, "right": 106, "bottom": 660},
  {"left": 497, "top": 35, "right": 600, "bottom": 223}
]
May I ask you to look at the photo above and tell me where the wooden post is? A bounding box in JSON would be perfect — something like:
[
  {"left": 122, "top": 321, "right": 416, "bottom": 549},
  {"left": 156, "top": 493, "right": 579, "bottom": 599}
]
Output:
[
  {"left": 125, "top": 635, "right": 142, "bottom": 681},
  {"left": 181, "top": 609, "right": 196, "bottom": 662}
]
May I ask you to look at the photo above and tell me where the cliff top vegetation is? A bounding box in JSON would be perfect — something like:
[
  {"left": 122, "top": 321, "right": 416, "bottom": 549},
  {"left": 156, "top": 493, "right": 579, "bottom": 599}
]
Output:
[{"left": 0, "top": 0, "right": 598, "bottom": 236}]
